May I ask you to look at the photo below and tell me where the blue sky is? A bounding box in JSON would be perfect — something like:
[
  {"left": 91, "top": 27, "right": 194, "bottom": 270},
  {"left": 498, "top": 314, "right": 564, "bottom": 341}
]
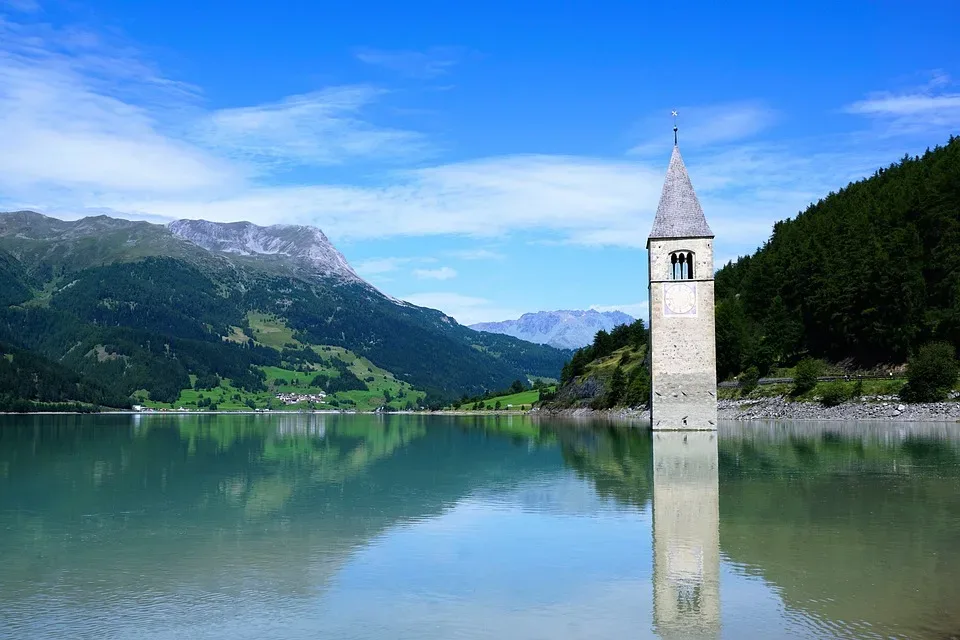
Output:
[{"left": 1, "top": 0, "right": 958, "bottom": 324}]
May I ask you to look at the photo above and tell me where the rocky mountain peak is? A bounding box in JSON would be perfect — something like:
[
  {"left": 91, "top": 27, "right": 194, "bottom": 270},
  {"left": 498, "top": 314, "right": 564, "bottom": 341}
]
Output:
[
  {"left": 470, "top": 309, "right": 636, "bottom": 350},
  {"left": 169, "top": 219, "right": 360, "bottom": 282}
]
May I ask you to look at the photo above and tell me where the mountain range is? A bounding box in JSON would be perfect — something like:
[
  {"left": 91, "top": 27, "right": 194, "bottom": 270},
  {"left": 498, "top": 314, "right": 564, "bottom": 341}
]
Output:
[
  {"left": 0, "top": 211, "right": 569, "bottom": 409},
  {"left": 470, "top": 309, "right": 635, "bottom": 350}
]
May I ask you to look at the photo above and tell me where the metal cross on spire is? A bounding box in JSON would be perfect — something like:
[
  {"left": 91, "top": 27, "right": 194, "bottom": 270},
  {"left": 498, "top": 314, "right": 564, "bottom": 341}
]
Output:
[{"left": 672, "top": 110, "right": 679, "bottom": 146}]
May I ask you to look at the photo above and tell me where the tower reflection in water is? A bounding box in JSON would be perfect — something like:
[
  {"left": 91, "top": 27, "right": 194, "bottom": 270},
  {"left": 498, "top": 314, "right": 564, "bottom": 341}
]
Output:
[{"left": 652, "top": 431, "right": 720, "bottom": 639}]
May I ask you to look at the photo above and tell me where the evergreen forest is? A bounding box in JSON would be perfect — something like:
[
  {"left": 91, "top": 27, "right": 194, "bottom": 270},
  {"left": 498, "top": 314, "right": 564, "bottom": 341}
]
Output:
[{"left": 714, "top": 136, "right": 960, "bottom": 380}]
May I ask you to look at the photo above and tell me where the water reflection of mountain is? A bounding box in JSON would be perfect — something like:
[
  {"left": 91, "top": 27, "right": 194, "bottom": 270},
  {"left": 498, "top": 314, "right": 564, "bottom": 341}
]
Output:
[
  {"left": 553, "top": 420, "right": 960, "bottom": 638},
  {"left": 0, "top": 414, "right": 564, "bottom": 605},
  {"left": 555, "top": 422, "right": 653, "bottom": 509},
  {"left": 3, "top": 415, "right": 960, "bottom": 638}
]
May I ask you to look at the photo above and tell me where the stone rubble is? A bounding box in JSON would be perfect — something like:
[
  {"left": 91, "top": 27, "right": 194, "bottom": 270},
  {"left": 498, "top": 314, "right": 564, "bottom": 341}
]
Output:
[
  {"left": 718, "top": 393, "right": 960, "bottom": 422},
  {"left": 538, "top": 393, "right": 960, "bottom": 423}
]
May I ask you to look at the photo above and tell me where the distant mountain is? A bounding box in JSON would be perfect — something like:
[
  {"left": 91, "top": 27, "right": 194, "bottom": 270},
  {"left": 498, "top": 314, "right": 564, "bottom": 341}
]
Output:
[
  {"left": 0, "top": 212, "right": 568, "bottom": 408},
  {"left": 471, "top": 310, "right": 635, "bottom": 350}
]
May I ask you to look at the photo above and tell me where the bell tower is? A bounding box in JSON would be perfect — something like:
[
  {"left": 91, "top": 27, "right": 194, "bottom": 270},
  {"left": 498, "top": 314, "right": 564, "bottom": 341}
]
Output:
[{"left": 647, "top": 118, "right": 717, "bottom": 430}]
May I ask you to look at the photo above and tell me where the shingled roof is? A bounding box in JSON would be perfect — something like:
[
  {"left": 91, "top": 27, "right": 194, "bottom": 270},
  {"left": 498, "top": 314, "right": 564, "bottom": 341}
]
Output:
[{"left": 648, "top": 145, "right": 713, "bottom": 240}]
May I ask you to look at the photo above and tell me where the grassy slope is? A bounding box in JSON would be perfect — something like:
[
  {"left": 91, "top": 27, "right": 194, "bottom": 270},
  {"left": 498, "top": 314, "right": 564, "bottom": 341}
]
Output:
[
  {"left": 718, "top": 378, "right": 907, "bottom": 401},
  {"left": 478, "top": 389, "right": 541, "bottom": 409},
  {"left": 582, "top": 345, "right": 645, "bottom": 380},
  {"left": 543, "top": 341, "right": 648, "bottom": 410},
  {"left": 247, "top": 311, "right": 298, "bottom": 349},
  {"left": 137, "top": 314, "right": 425, "bottom": 411},
  {"left": 457, "top": 385, "right": 559, "bottom": 410}
]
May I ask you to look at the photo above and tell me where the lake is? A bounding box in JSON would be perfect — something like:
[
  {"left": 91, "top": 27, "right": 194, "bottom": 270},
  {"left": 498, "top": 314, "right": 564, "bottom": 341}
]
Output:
[{"left": 1, "top": 414, "right": 959, "bottom": 639}]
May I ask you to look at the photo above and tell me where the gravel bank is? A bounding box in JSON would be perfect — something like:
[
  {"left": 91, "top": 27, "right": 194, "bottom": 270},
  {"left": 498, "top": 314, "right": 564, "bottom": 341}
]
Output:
[
  {"left": 538, "top": 394, "right": 960, "bottom": 423},
  {"left": 719, "top": 394, "right": 960, "bottom": 422}
]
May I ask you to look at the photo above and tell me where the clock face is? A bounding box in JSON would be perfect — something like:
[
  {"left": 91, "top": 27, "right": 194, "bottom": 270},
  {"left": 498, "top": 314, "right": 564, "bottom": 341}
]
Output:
[{"left": 663, "top": 282, "right": 697, "bottom": 317}]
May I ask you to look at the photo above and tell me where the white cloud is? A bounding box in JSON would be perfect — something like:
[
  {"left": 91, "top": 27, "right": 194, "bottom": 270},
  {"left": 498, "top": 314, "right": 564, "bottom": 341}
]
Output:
[
  {"left": 354, "top": 257, "right": 412, "bottom": 276},
  {"left": 355, "top": 47, "right": 463, "bottom": 78},
  {"left": 413, "top": 266, "right": 457, "bottom": 280},
  {"left": 590, "top": 302, "right": 648, "bottom": 319},
  {"left": 843, "top": 72, "right": 960, "bottom": 135},
  {"left": 0, "top": 18, "right": 241, "bottom": 200},
  {"left": 630, "top": 102, "right": 777, "bottom": 155},
  {"left": 846, "top": 93, "right": 960, "bottom": 116},
  {"left": 114, "top": 154, "right": 666, "bottom": 247},
  {"left": 199, "top": 86, "right": 429, "bottom": 167},
  {"left": 0, "top": 15, "right": 427, "bottom": 213},
  {"left": 446, "top": 248, "right": 505, "bottom": 261},
  {"left": 2, "top": 0, "right": 41, "bottom": 12},
  {"left": 399, "top": 292, "right": 522, "bottom": 325},
  {"left": 0, "top": 11, "right": 939, "bottom": 266}
]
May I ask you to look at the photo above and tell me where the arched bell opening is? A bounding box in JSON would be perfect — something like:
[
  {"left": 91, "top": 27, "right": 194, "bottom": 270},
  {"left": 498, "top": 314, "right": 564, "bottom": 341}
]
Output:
[{"left": 670, "top": 251, "right": 695, "bottom": 280}]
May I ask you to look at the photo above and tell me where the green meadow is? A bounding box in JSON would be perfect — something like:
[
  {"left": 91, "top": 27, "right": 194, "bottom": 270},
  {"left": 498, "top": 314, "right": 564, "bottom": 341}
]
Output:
[{"left": 135, "top": 316, "right": 425, "bottom": 411}]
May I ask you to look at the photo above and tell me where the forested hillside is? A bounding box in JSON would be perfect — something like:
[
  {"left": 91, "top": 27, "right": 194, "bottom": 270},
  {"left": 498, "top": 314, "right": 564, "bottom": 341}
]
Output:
[
  {"left": 545, "top": 318, "right": 650, "bottom": 409},
  {"left": 715, "top": 136, "right": 960, "bottom": 379},
  {"left": 0, "top": 212, "right": 568, "bottom": 410},
  {"left": 0, "top": 341, "right": 131, "bottom": 411},
  {"left": 548, "top": 136, "right": 959, "bottom": 408}
]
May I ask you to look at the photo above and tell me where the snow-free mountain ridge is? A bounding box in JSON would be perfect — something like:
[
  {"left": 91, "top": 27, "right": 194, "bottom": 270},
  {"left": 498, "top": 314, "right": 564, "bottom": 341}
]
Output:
[
  {"left": 169, "top": 219, "right": 360, "bottom": 282},
  {"left": 471, "top": 310, "right": 635, "bottom": 350},
  {"left": 0, "top": 210, "right": 569, "bottom": 406}
]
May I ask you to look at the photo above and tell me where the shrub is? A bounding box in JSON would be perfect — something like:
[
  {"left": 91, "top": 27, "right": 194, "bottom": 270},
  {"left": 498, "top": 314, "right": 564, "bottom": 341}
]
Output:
[
  {"left": 901, "top": 342, "right": 959, "bottom": 403},
  {"left": 607, "top": 366, "right": 626, "bottom": 407},
  {"left": 623, "top": 365, "right": 651, "bottom": 407},
  {"left": 740, "top": 366, "right": 760, "bottom": 395},
  {"left": 792, "top": 358, "right": 823, "bottom": 396},
  {"left": 852, "top": 377, "right": 864, "bottom": 398},
  {"left": 819, "top": 381, "right": 849, "bottom": 407}
]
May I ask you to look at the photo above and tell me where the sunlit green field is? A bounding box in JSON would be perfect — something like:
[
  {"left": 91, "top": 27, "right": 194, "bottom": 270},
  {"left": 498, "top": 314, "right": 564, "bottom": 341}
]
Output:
[{"left": 135, "top": 340, "right": 425, "bottom": 412}]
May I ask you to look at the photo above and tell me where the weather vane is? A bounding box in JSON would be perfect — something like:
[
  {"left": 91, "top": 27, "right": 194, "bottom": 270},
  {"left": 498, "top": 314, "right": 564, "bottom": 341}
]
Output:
[{"left": 672, "top": 110, "right": 679, "bottom": 146}]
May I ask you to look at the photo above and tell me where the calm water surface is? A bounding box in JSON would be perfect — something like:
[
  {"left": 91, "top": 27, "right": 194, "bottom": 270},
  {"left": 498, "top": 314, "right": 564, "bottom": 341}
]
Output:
[{"left": 1, "top": 414, "right": 959, "bottom": 639}]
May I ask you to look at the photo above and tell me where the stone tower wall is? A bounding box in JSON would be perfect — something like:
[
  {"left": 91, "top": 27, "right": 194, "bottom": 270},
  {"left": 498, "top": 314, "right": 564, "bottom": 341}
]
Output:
[{"left": 648, "top": 237, "right": 717, "bottom": 430}]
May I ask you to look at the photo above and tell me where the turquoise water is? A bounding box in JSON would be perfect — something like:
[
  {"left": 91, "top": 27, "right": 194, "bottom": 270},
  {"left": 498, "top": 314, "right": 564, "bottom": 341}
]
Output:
[{"left": 1, "top": 414, "right": 959, "bottom": 639}]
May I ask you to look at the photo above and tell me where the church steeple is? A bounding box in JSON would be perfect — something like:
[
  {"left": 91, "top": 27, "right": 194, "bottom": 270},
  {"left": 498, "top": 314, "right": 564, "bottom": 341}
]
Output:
[
  {"left": 647, "top": 145, "right": 713, "bottom": 242},
  {"left": 646, "top": 120, "right": 718, "bottom": 431}
]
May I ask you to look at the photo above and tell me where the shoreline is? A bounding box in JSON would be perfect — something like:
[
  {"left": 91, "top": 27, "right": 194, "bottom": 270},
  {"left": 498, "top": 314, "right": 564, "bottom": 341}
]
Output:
[
  {"left": 4, "top": 397, "right": 960, "bottom": 423},
  {"left": 717, "top": 395, "right": 960, "bottom": 422}
]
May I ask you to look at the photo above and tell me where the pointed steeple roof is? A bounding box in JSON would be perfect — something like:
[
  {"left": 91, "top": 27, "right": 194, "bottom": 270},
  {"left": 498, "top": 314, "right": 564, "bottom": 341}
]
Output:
[{"left": 648, "top": 145, "right": 713, "bottom": 241}]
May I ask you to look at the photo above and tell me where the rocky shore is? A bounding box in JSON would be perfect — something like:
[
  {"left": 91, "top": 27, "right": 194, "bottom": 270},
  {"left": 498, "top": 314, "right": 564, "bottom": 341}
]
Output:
[
  {"left": 537, "top": 394, "right": 960, "bottom": 423},
  {"left": 718, "top": 394, "right": 960, "bottom": 422}
]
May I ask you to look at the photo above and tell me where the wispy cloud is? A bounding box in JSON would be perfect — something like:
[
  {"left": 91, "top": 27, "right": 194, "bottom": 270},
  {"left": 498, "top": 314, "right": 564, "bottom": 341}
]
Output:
[
  {"left": 0, "top": 18, "right": 238, "bottom": 197},
  {"left": 413, "top": 266, "right": 457, "bottom": 280},
  {"left": 843, "top": 71, "right": 960, "bottom": 136},
  {"left": 99, "top": 141, "right": 889, "bottom": 258},
  {"left": 111, "top": 155, "right": 665, "bottom": 247},
  {"left": 2, "top": 0, "right": 41, "bottom": 13},
  {"left": 354, "top": 257, "right": 413, "bottom": 276},
  {"left": 200, "top": 86, "right": 429, "bottom": 167},
  {"left": 355, "top": 46, "right": 464, "bottom": 78},
  {"left": 0, "top": 9, "right": 939, "bottom": 267},
  {"left": 399, "top": 292, "right": 521, "bottom": 325},
  {"left": 447, "top": 248, "right": 505, "bottom": 261},
  {"left": 0, "top": 14, "right": 430, "bottom": 212},
  {"left": 630, "top": 102, "right": 778, "bottom": 155}
]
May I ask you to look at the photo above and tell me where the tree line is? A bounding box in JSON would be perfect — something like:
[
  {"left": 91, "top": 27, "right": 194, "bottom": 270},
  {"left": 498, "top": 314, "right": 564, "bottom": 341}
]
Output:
[
  {"left": 714, "top": 136, "right": 960, "bottom": 380},
  {"left": 560, "top": 319, "right": 649, "bottom": 384}
]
